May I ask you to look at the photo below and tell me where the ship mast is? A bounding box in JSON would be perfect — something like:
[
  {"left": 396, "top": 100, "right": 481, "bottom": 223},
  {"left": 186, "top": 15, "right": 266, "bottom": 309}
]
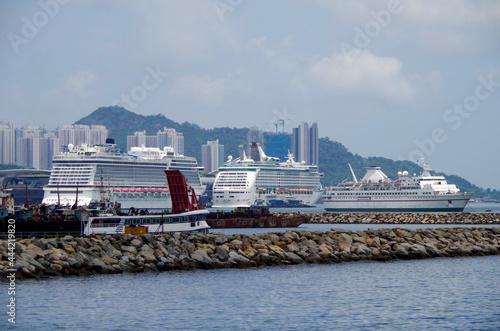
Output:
[{"left": 348, "top": 163, "right": 358, "bottom": 183}]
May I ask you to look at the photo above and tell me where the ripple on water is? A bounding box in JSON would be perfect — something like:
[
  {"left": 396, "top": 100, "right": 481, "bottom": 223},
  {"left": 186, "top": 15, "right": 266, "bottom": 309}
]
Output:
[{"left": 2, "top": 256, "right": 499, "bottom": 330}]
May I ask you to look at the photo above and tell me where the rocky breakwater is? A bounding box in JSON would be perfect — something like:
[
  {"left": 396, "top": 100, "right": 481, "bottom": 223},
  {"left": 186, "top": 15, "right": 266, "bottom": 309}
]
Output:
[
  {"left": 1, "top": 227, "right": 499, "bottom": 278},
  {"left": 306, "top": 212, "right": 500, "bottom": 224}
]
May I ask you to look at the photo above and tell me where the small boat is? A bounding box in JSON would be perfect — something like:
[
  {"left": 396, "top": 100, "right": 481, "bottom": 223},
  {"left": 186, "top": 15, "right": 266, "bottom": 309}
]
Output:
[
  {"left": 268, "top": 197, "right": 313, "bottom": 208},
  {"left": 83, "top": 170, "right": 210, "bottom": 235}
]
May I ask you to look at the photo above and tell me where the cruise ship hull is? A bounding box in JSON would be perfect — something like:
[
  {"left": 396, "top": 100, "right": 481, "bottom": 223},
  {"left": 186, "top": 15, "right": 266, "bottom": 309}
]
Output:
[
  {"left": 323, "top": 193, "right": 473, "bottom": 212},
  {"left": 42, "top": 144, "right": 204, "bottom": 210},
  {"left": 212, "top": 144, "right": 323, "bottom": 209},
  {"left": 43, "top": 188, "right": 173, "bottom": 210}
]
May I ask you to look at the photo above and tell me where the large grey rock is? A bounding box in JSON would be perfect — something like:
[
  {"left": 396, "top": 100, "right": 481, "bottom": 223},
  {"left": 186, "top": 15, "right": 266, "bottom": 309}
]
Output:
[
  {"left": 46, "top": 238, "right": 58, "bottom": 249},
  {"left": 46, "top": 249, "right": 68, "bottom": 262},
  {"left": 25, "top": 244, "right": 44, "bottom": 259},
  {"left": 66, "top": 257, "right": 81, "bottom": 269},
  {"left": 191, "top": 249, "right": 213, "bottom": 264},
  {"left": 121, "top": 245, "right": 137, "bottom": 255},
  {"left": 228, "top": 251, "right": 251, "bottom": 267},
  {"left": 89, "top": 258, "right": 107, "bottom": 270},
  {"left": 139, "top": 244, "right": 154, "bottom": 255},
  {"left": 214, "top": 235, "right": 228, "bottom": 245},
  {"left": 20, "top": 253, "right": 44, "bottom": 271},
  {"left": 352, "top": 236, "right": 366, "bottom": 244},
  {"left": 393, "top": 244, "right": 409, "bottom": 256},
  {"left": 102, "top": 244, "right": 122, "bottom": 259},
  {"left": 213, "top": 246, "right": 229, "bottom": 261},
  {"left": 285, "top": 252, "right": 304, "bottom": 264},
  {"left": 130, "top": 239, "right": 143, "bottom": 247},
  {"left": 141, "top": 253, "right": 158, "bottom": 264}
]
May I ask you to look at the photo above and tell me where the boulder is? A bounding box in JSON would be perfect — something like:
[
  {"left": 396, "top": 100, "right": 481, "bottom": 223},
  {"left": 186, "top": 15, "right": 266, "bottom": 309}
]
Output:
[
  {"left": 228, "top": 251, "right": 251, "bottom": 268},
  {"left": 191, "top": 249, "right": 213, "bottom": 265},
  {"left": 285, "top": 252, "right": 304, "bottom": 264},
  {"left": 20, "top": 253, "right": 44, "bottom": 271},
  {"left": 121, "top": 245, "right": 137, "bottom": 255}
]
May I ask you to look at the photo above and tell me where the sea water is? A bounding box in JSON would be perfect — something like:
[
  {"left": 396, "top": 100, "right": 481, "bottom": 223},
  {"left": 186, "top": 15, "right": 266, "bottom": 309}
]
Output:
[
  {"left": 1, "top": 255, "right": 499, "bottom": 330},
  {"left": 2, "top": 202, "right": 499, "bottom": 330}
]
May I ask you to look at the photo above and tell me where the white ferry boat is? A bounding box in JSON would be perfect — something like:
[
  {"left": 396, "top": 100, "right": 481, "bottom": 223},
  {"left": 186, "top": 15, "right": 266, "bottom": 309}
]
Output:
[
  {"left": 42, "top": 139, "right": 205, "bottom": 209},
  {"left": 322, "top": 160, "right": 473, "bottom": 212},
  {"left": 212, "top": 143, "right": 323, "bottom": 208},
  {"left": 83, "top": 170, "right": 210, "bottom": 235}
]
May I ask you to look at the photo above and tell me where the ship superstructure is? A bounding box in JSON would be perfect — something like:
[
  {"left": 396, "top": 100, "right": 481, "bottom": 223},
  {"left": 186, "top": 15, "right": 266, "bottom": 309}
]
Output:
[
  {"left": 322, "top": 160, "right": 473, "bottom": 212},
  {"left": 212, "top": 143, "right": 323, "bottom": 208},
  {"left": 42, "top": 140, "right": 205, "bottom": 209}
]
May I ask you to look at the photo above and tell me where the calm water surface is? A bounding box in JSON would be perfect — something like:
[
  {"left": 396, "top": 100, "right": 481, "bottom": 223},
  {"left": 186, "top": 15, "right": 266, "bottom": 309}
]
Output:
[
  {"left": 2, "top": 202, "right": 499, "bottom": 330},
  {"left": 2, "top": 255, "right": 499, "bottom": 330}
]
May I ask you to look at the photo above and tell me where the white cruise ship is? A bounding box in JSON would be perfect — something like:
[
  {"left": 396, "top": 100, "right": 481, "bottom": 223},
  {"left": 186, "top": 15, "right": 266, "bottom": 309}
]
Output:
[
  {"left": 42, "top": 139, "right": 205, "bottom": 209},
  {"left": 212, "top": 143, "right": 323, "bottom": 208},
  {"left": 322, "top": 160, "right": 473, "bottom": 212}
]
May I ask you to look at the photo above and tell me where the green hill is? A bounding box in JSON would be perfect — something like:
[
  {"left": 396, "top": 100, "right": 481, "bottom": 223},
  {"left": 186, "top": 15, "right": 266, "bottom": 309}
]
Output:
[
  {"left": 75, "top": 106, "right": 499, "bottom": 200},
  {"left": 75, "top": 106, "right": 249, "bottom": 163}
]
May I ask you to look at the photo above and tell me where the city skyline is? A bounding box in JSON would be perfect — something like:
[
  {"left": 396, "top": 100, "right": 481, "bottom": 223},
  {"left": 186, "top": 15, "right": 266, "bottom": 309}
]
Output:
[
  {"left": 202, "top": 139, "right": 224, "bottom": 173},
  {"left": 0, "top": 116, "right": 318, "bottom": 171}
]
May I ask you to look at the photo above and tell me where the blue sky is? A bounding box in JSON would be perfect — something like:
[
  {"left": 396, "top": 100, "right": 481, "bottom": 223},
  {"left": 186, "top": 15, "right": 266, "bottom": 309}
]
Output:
[{"left": 1, "top": 0, "right": 499, "bottom": 189}]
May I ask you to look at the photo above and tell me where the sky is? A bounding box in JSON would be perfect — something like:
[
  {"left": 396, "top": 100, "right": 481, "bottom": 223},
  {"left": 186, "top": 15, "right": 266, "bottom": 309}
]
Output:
[{"left": 1, "top": 0, "right": 499, "bottom": 189}]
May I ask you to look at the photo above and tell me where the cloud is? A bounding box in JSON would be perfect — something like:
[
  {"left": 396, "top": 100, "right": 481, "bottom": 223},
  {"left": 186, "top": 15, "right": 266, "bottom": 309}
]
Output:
[
  {"left": 62, "top": 70, "right": 96, "bottom": 97},
  {"left": 170, "top": 73, "right": 247, "bottom": 107},
  {"left": 314, "top": 0, "right": 500, "bottom": 56},
  {"left": 306, "top": 50, "right": 415, "bottom": 103}
]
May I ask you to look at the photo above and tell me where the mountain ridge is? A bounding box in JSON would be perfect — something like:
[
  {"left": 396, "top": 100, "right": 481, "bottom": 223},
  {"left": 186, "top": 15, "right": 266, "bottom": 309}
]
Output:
[{"left": 74, "top": 106, "right": 499, "bottom": 200}]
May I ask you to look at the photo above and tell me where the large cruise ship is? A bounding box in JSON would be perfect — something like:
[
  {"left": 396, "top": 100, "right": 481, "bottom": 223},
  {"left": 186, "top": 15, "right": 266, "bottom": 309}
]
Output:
[
  {"left": 42, "top": 139, "right": 205, "bottom": 209},
  {"left": 212, "top": 143, "right": 323, "bottom": 208},
  {"left": 322, "top": 160, "right": 473, "bottom": 212}
]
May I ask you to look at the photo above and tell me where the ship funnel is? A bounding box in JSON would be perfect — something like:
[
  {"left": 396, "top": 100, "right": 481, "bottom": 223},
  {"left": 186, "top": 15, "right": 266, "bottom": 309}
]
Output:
[
  {"left": 105, "top": 138, "right": 115, "bottom": 144},
  {"left": 239, "top": 145, "right": 245, "bottom": 161},
  {"left": 250, "top": 142, "right": 261, "bottom": 161}
]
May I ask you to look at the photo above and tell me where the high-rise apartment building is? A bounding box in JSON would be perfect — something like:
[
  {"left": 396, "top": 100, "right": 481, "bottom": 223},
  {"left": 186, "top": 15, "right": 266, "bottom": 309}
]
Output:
[
  {"left": 57, "top": 124, "right": 108, "bottom": 149},
  {"left": 0, "top": 120, "right": 15, "bottom": 165},
  {"left": 32, "top": 132, "right": 59, "bottom": 170},
  {"left": 156, "top": 127, "right": 184, "bottom": 155},
  {"left": 127, "top": 131, "right": 157, "bottom": 151},
  {"left": 202, "top": 139, "right": 224, "bottom": 173},
  {"left": 16, "top": 126, "right": 59, "bottom": 170},
  {"left": 127, "top": 128, "right": 184, "bottom": 155},
  {"left": 291, "top": 121, "right": 318, "bottom": 165}
]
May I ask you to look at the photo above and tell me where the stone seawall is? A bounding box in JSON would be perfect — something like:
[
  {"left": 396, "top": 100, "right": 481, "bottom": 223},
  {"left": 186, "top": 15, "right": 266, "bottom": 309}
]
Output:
[
  {"left": 303, "top": 212, "right": 500, "bottom": 224},
  {"left": 2, "top": 227, "right": 499, "bottom": 278}
]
